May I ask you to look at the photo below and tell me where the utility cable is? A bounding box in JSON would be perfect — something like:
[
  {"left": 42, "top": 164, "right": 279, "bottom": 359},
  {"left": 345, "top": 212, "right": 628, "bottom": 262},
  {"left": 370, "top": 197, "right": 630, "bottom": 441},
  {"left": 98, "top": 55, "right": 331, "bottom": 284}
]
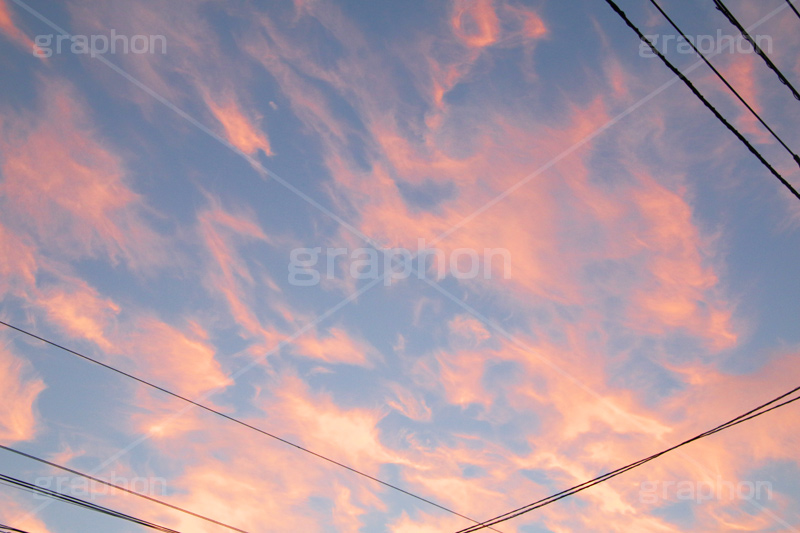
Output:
[
  {"left": 715, "top": 0, "right": 800, "bottom": 101},
  {"left": 604, "top": 0, "right": 800, "bottom": 201},
  {"left": 455, "top": 384, "right": 800, "bottom": 532},
  {"left": 0, "top": 524, "right": 31, "bottom": 533},
  {"left": 648, "top": 0, "right": 800, "bottom": 168},
  {"left": 786, "top": 0, "right": 800, "bottom": 21},
  {"left": 0, "top": 473, "right": 181, "bottom": 533},
  {"left": 0, "top": 444, "right": 247, "bottom": 533},
  {"left": 0, "top": 320, "right": 502, "bottom": 532}
]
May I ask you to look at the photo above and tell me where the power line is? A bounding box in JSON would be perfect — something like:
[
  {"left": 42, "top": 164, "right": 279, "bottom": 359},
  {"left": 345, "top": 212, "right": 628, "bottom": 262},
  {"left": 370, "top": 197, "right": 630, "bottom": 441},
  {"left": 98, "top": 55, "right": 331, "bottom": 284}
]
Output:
[
  {"left": 648, "top": 0, "right": 800, "bottom": 168},
  {"left": 604, "top": 0, "right": 800, "bottom": 202},
  {"left": 786, "top": 0, "right": 800, "bottom": 21},
  {"left": 0, "top": 524, "right": 31, "bottom": 533},
  {"left": 714, "top": 0, "right": 800, "bottom": 101},
  {"left": 0, "top": 473, "right": 182, "bottom": 533},
  {"left": 0, "top": 320, "right": 502, "bottom": 532},
  {"left": 0, "top": 444, "right": 247, "bottom": 533},
  {"left": 455, "top": 384, "right": 800, "bottom": 532}
]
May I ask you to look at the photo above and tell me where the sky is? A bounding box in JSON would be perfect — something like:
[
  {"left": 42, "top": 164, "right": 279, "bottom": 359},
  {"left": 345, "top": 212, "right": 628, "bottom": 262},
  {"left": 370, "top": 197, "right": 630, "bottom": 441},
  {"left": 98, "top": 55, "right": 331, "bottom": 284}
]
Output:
[{"left": 0, "top": 0, "right": 799, "bottom": 531}]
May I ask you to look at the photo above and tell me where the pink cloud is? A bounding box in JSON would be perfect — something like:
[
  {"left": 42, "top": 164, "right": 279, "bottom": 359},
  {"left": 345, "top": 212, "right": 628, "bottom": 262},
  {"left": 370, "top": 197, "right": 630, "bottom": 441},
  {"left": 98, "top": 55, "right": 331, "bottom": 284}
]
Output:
[
  {"left": 389, "top": 512, "right": 478, "bottom": 533},
  {"left": 1, "top": 3, "right": 793, "bottom": 531},
  {"left": 451, "top": 0, "right": 500, "bottom": 49},
  {"left": 202, "top": 89, "right": 273, "bottom": 156},
  {"left": 437, "top": 347, "right": 494, "bottom": 408},
  {"left": 269, "top": 375, "right": 398, "bottom": 469},
  {"left": 0, "top": 343, "right": 45, "bottom": 444},
  {"left": 120, "top": 374, "right": 401, "bottom": 532},
  {"left": 0, "top": 222, "right": 38, "bottom": 299},
  {"left": 120, "top": 317, "right": 232, "bottom": 398},
  {"left": 713, "top": 54, "right": 771, "bottom": 143},
  {"left": 625, "top": 175, "right": 737, "bottom": 350},
  {"left": 385, "top": 383, "right": 433, "bottom": 422},
  {"left": 196, "top": 202, "right": 283, "bottom": 349},
  {"left": 0, "top": 498, "right": 52, "bottom": 533},
  {"left": 0, "top": 77, "right": 165, "bottom": 271},
  {"left": 240, "top": 7, "right": 739, "bottom": 354},
  {"left": 0, "top": 0, "right": 35, "bottom": 52},
  {"left": 293, "top": 327, "right": 377, "bottom": 366},
  {"left": 503, "top": 3, "right": 548, "bottom": 40},
  {"left": 38, "top": 281, "right": 120, "bottom": 351},
  {"left": 32, "top": 272, "right": 230, "bottom": 399},
  {"left": 64, "top": 0, "right": 278, "bottom": 169}
]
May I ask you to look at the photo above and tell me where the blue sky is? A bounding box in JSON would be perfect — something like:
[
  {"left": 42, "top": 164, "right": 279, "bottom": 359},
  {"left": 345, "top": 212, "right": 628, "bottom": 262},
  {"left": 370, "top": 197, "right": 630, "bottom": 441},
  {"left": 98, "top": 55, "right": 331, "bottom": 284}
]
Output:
[{"left": 1, "top": 0, "right": 799, "bottom": 531}]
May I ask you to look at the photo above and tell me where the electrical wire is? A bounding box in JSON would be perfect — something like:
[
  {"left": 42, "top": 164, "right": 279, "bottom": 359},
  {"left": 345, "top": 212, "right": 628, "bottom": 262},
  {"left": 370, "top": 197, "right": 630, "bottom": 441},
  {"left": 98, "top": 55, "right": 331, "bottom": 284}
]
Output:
[
  {"left": 603, "top": 0, "right": 800, "bottom": 201},
  {"left": 648, "top": 0, "right": 800, "bottom": 168},
  {"left": 0, "top": 473, "right": 181, "bottom": 533},
  {"left": 0, "top": 320, "right": 502, "bottom": 532},
  {"left": 0, "top": 444, "right": 247, "bottom": 533},
  {"left": 714, "top": 0, "right": 800, "bottom": 101},
  {"left": 786, "top": 0, "right": 800, "bottom": 21},
  {"left": 0, "top": 524, "right": 31, "bottom": 533},
  {"left": 455, "top": 384, "right": 800, "bottom": 532}
]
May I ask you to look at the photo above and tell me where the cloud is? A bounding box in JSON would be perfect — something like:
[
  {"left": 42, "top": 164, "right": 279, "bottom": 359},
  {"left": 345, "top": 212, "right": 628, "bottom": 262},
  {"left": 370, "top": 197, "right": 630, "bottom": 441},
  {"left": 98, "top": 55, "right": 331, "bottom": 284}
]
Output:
[
  {"left": 713, "top": 54, "right": 770, "bottom": 143},
  {"left": 118, "top": 373, "right": 400, "bottom": 532},
  {"left": 270, "top": 375, "right": 398, "bottom": 469},
  {"left": 292, "top": 326, "right": 377, "bottom": 366},
  {"left": 0, "top": 76, "right": 166, "bottom": 271},
  {"left": 0, "top": 342, "right": 45, "bottom": 444},
  {"left": 0, "top": 498, "right": 52, "bottom": 533},
  {"left": 196, "top": 201, "right": 282, "bottom": 348},
  {"left": 33, "top": 273, "right": 230, "bottom": 399},
  {"left": 389, "top": 510, "right": 482, "bottom": 533},
  {"left": 121, "top": 317, "right": 232, "bottom": 398},
  {"left": 38, "top": 280, "right": 120, "bottom": 351},
  {"left": 504, "top": 3, "right": 548, "bottom": 40},
  {"left": 451, "top": 0, "right": 500, "bottom": 49},
  {"left": 385, "top": 383, "right": 433, "bottom": 422},
  {"left": 1, "top": 2, "right": 796, "bottom": 531},
  {"left": 202, "top": 89, "right": 273, "bottom": 156},
  {"left": 625, "top": 175, "right": 737, "bottom": 350},
  {"left": 64, "top": 0, "right": 278, "bottom": 167},
  {"left": 0, "top": 0, "right": 36, "bottom": 52},
  {"left": 0, "top": 222, "right": 38, "bottom": 299}
]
